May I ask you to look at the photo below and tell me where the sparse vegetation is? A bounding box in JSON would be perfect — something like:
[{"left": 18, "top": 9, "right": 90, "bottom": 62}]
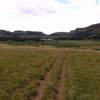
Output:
[
  {"left": 64, "top": 50, "right": 100, "bottom": 100},
  {"left": 0, "top": 44, "right": 60, "bottom": 100},
  {"left": 1, "top": 40, "right": 100, "bottom": 50},
  {"left": 0, "top": 43, "right": 100, "bottom": 100},
  {"left": 42, "top": 52, "right": 66, "bottom": 100}
]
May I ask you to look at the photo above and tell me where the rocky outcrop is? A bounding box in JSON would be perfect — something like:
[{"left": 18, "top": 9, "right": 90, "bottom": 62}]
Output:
[
  {"left": 0, "top": 30, "right": 13, "bottom": 40},
  {"left": 12, "top": 31, "right": 47, "bottom": 41},
  {"left": 48, "top": 32, "right": 68, "bottom": 40},
  {"left": 49, "top": 23, "right": 100, "bottom": 40},
  {"left": 0, "top": 30, "right": 47, "bottom": 41},
  {"left": 0, "top": 23, "right": 100, "bottom": 41}
]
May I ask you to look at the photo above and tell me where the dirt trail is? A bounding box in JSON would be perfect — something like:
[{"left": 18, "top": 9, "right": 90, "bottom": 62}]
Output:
[
  {"left": 32, "top": 71, "right": 51, "bottom": 100},
  {"left": 32, "top": 52, "right": 67, "bottom": 100},
  {"left": 55, "top": 53, "right": 67, "bottom": 100},
  {"left": 56, "top": 63, "right": 65, "bottom": 100},
  {"left": 32, "top": 56, "right": 59, "bottom": 100},
  {"left": 64, "top": 52, "right": 75, "bottom": 100}
]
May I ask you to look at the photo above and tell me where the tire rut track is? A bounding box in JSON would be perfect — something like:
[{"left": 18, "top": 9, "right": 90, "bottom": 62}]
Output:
[
  {"left": 56, "top": 52, "right": 69, "bottom": 100},
  {"left": 64, "top": 51, "right": 75, "bottom": 100},
  {"left": 31, "top": 55, "right": 60, "bottom": 100}
]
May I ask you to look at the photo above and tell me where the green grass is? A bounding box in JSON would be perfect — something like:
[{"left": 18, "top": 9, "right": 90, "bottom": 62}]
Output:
[
  {"left": 1, "top": 40, "right": 100, "bottom": 50},
  {"left": 0, "top": 45, "right": 60, "bottom": 100},
  {"left": 42, "top": 52, "right": 66, "bottom": 100},
  {"left": 64, "top": 50, "right": 100, "bottom": 100},
  {"left": 0, "top": 43, "right": 100, "bottom": 100}
]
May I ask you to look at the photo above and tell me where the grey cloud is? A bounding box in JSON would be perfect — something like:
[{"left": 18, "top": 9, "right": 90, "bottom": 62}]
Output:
[
  {"left": 18, "top": 7, "right": 40, "bottom": 16},
  {"left": 17, "top": 6, "right": 56, "bottom": 16}
]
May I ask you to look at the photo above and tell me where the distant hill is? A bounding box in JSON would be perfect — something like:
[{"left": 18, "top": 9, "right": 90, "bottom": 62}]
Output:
[
  {"left": 12, "top": 31, "right": 47, "bottom": 41},
  {"left": 0, "top": 30, "right": 47, "bottom": 41},
  {"left": 48, "top": 32, "right": 68, "bottom": 40},
  {"left": 0, "top": 23, "right": 100, "bottom": 41},
  {"left": 49, "top": 23, "right": 100, "bottom": 40}
]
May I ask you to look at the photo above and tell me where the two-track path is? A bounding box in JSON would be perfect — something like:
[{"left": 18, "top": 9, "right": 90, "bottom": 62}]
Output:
[
  {"left": 32, "top": 55, "right": 60, "bottom": 100},
  {"left": 32, "top": 51, "right": 69, "bottom": 100}
]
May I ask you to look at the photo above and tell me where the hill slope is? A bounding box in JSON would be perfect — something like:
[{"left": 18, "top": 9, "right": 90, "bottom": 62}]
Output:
[
  {"left": 0, "top": 30, "right": 47, "bottom": 41},
  {"left": 49, "top": 23, "right": 100, "bottom": 40},
  {"left": 0, "top": 23, "right": 100, "bottom": 41}
]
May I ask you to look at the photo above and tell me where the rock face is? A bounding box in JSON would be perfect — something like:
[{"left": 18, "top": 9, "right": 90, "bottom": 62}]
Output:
[
  {"left": 48, "top": 32, "right": 68, "bottom": 40},
  {"left": 0, "top": 23, "right": 100, "bottom": 41},
  {"left": 49, "top": 23, "right": 100, "bottom": 40},
  {"left": 12, "top": 31, "right": 47, "bottom": 41},
  {"left": 0, "top": 30, "right": 13, "bottom": 40},
  {"left": 67, "top": 23, "right": 100, "bottom": 40},
  {"left": 0, "top": 30, "right": 47, "bottom": 41}
]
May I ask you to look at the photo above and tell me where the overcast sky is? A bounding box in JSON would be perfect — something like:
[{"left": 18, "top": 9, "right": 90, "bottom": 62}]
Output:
[{"left": 0, "top": 0, "right": 100, "bottom": 34}]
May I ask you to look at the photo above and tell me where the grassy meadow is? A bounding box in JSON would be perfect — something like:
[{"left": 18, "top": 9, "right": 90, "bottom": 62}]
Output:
[
  {"left": 0, "top": 42, "right": 100, "bottom": 100},
  {"left": 1, "top": 40, "right": 100, "bottom": 50}
]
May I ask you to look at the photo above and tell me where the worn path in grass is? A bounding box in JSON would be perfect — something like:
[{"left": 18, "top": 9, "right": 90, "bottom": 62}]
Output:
[
  {"left": 32, "top": 55, "right": 60, "bottom": 100},
  {"left": 65, "top": 52, "right": 75, "bottom": 100},
  {"left": 56, "top": 52, "right": 70, "bottom": 100},
  {"left": 32, "top": 51, "right": 67, "bottom": 100},
  {"left": 32, "top": 71, "right": 51, "bottom": 100},
  {"left": 55, "top": 56, "right": 66, "bottom": 100}
]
